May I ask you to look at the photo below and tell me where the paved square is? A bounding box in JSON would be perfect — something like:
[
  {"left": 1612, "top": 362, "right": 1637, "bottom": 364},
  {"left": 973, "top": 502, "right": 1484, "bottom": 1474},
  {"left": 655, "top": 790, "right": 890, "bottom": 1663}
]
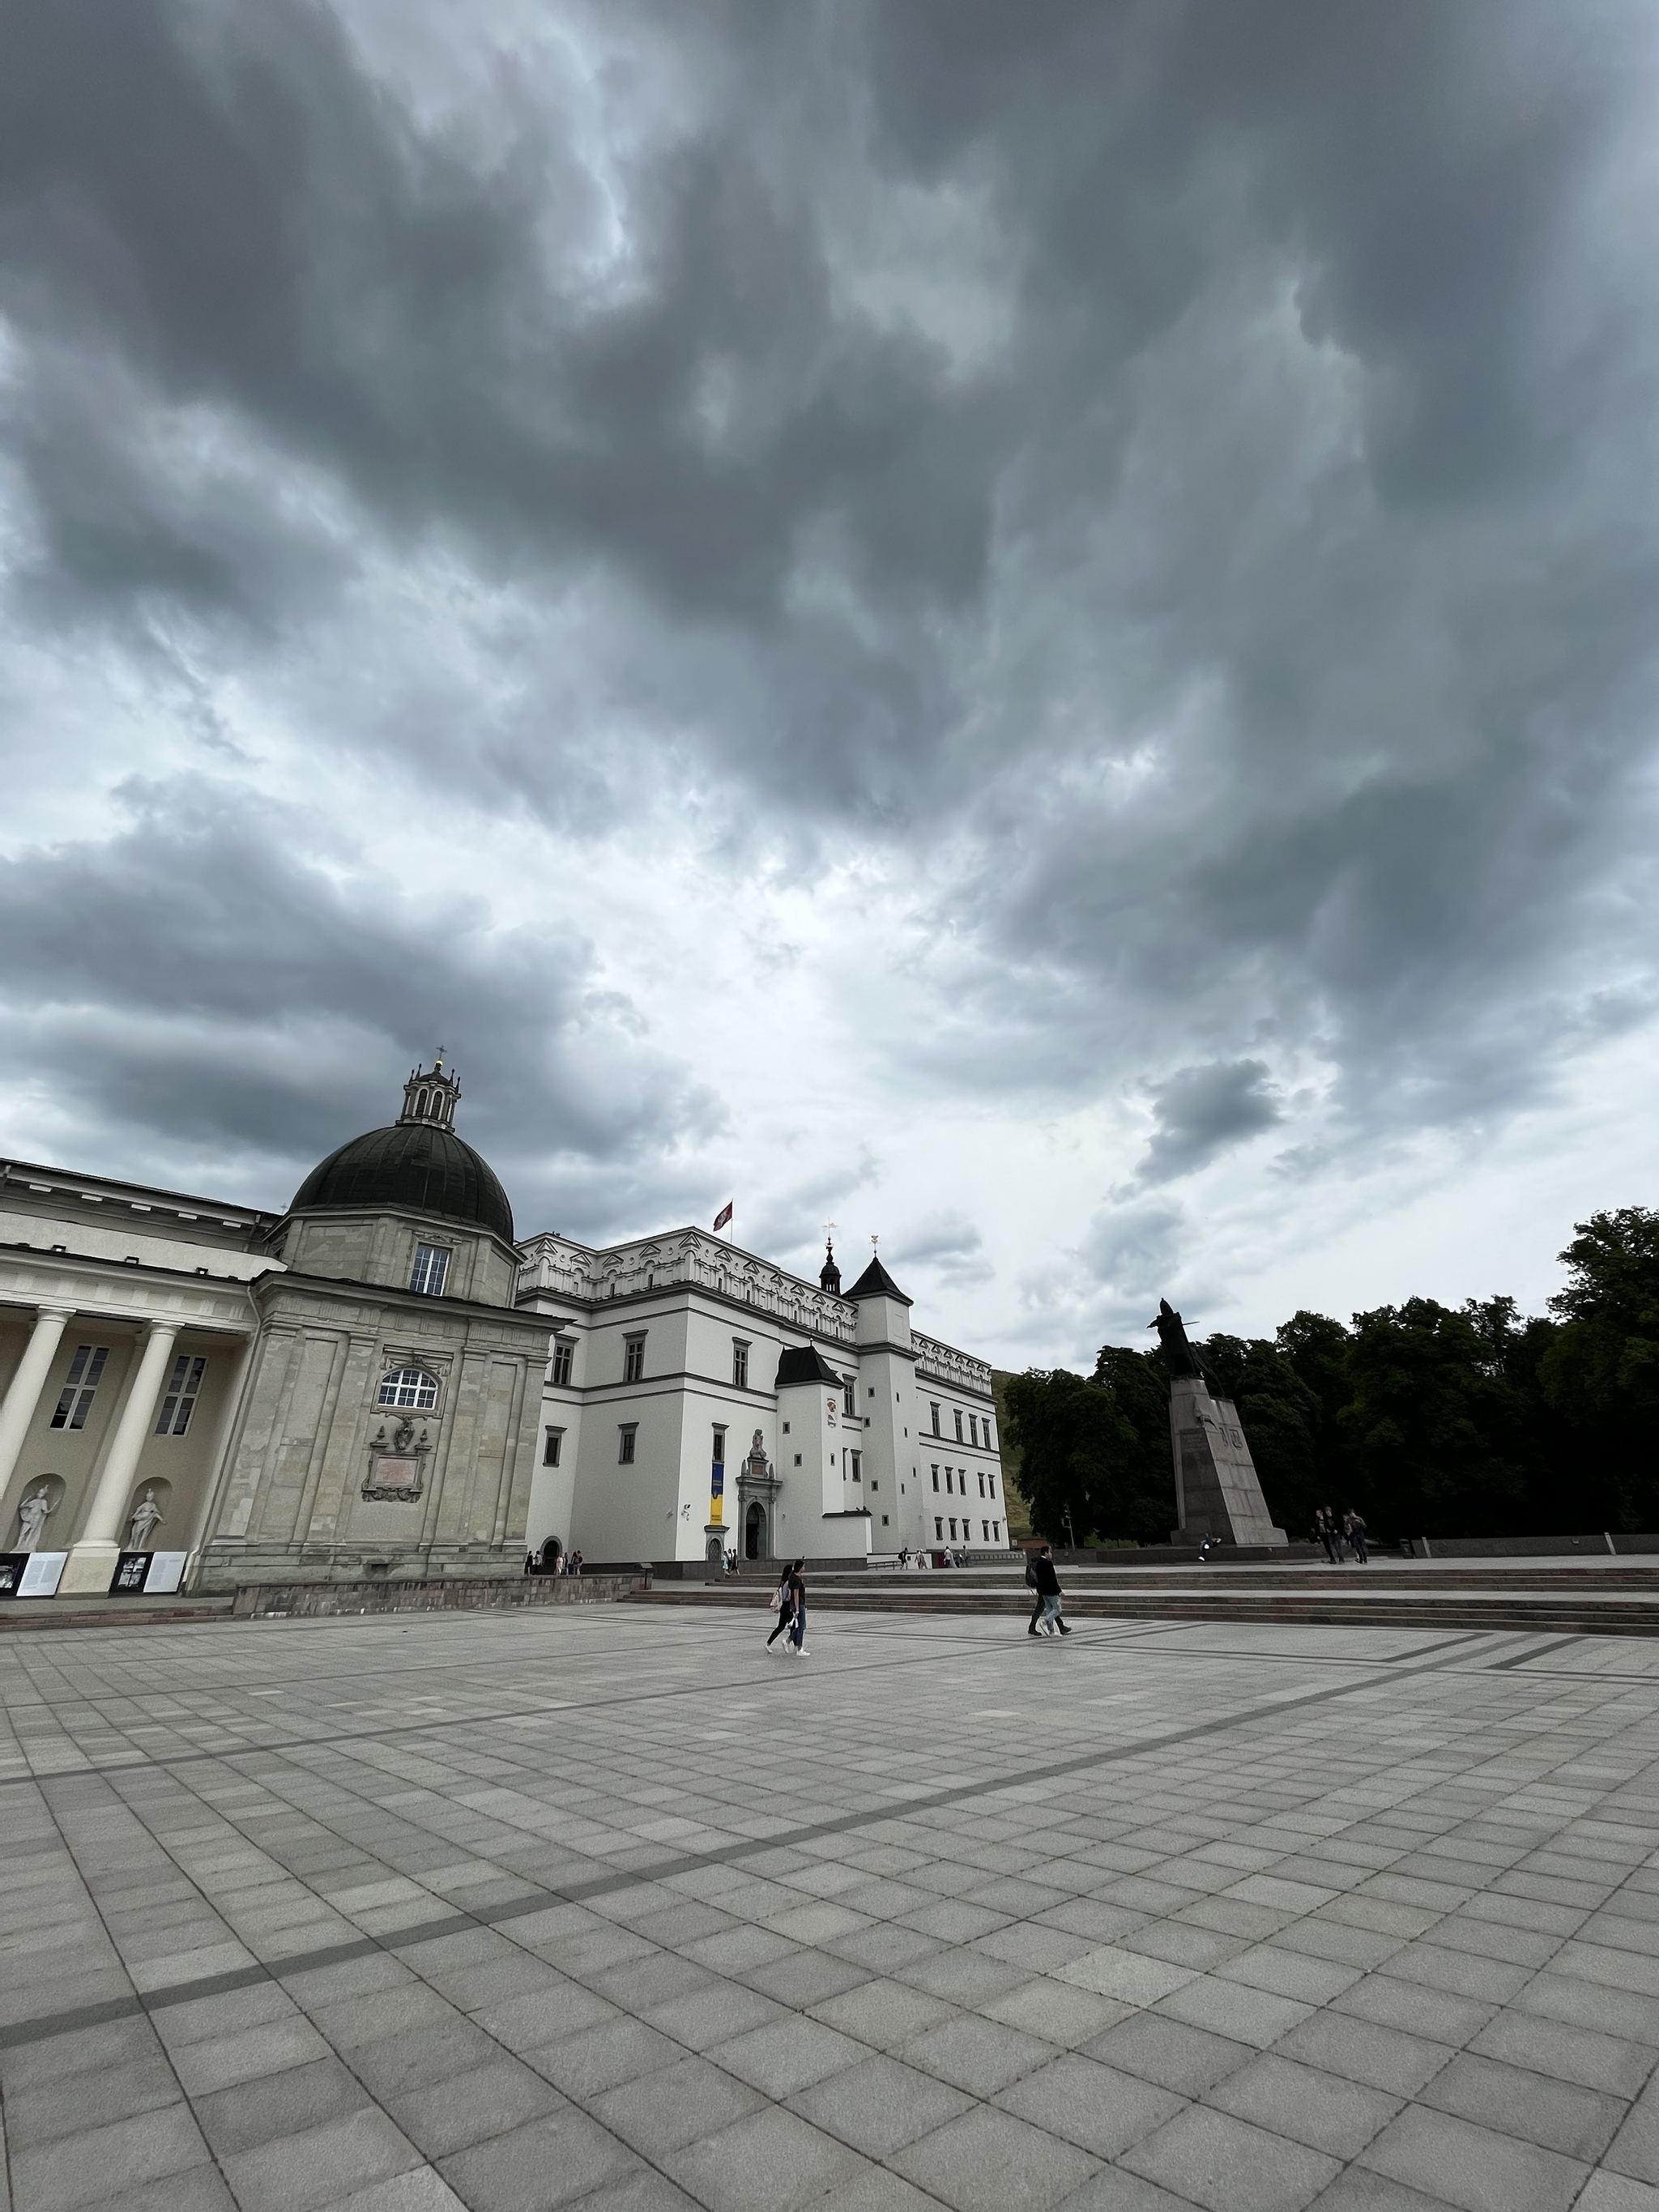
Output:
[{"left": 2, "top": 1602, "right": 1657, "bottom": 2210}]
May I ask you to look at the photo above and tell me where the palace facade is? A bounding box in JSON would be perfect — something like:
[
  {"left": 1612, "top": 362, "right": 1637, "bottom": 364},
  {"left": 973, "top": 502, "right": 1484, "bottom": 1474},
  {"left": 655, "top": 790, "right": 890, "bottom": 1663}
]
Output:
[{"left": 0, "top": 1066, "right": 1004, "bottom": 1595}]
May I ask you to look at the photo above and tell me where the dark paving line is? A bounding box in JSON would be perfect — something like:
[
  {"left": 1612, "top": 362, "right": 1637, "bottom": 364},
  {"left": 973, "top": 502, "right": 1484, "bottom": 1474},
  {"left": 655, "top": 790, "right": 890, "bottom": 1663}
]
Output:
[
  {"left": 0, "top": 1628, "right": 1566, "bottom": 2053},
  {"left": 1489, "top": 1633, "right": 1587, "bottom": 1669},
  {"left": 0, "top": 1616, "right": 1337, "bottom": 1785},
  {"left": 0, "top": 1616, "right": 1627, "bottom": 1790}
]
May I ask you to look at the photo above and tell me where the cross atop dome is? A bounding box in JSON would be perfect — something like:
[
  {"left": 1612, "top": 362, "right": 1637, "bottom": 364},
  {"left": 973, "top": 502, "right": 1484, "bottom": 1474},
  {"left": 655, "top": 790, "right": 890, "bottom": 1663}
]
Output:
[{"left": 399, "top": 1056, "right": 461, "bottom": 1131}]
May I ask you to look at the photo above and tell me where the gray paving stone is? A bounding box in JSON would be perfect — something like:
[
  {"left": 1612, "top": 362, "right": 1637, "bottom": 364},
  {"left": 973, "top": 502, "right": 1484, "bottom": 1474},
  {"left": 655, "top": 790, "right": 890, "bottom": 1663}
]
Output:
[
  {"left": 1419, "top": 2048, "right": 1627, "bottom": 2159},
  {"left": 526, "top": 2015, "right": 683, "bottom": 2098},
  {"left": 1205, "top": 2051, "right": 1403, "bottom": 2157},
  {"left": 901, "top": 2010, "right": 1059, "bottom": 2097},
  {"left": 791, "top": 2051, "right": 974, "bottom": 2157},
  {"left": 1358, "top": 2102, "right": 1590, "bottom": 2212},
  {"left": 807, "top": 1977, "right": 955, "bottom": 2050},
  {"left": 2, "top": 2051, "right": 181, "bottom": 2148},
  {"left": 1121, "top": 2102, "right": 1341, "bottom": 2211},
  {"left": 9, "top": 2101, "right": 210, "bottom": 2212},
  {"left": 711, "top": 2015, "right": 872, "bottom": 2099},
  {"left": 1575, "top": 2176, "right": 1659, "bottom": 2212},
  {"left": 663, "top": 2105, "right": 867, "bottom": 2211},
  {"left": 1604, "top": 2081, "right": 1659, "bottom": 2184},
  {"left": 590, "top": 2051, "right": 764, "bottom": 2156},
  {"left": 220, "top": 2107, "right": 425, "bottom": 2212},
  {"left": 887, "top": 2103, "right": 1098, "bottom": 2212},
  {"left": 382, "top": 2057, "right": 566, "bottom": 2159},
  {"left": 1085, "top": 2011, "right": 1255, "bottom": 2095},
  {"left": 194, "top": 2055, "right": 371, "bottom": 2158},
  {"left": 995, "top": 2052, "right": 1183, "bottom": 2159},
  {"left": 438, "top": 2107, "right": 642, "bottom": 2211}
]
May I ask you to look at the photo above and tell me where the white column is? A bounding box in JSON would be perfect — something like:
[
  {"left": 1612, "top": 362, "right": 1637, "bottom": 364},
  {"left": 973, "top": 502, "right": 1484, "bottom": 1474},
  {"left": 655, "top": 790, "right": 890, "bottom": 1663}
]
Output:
[
  {"left": 59, "top": 1322, "right": 180, "bottom": 1596},
  {"left": 0, "top": 1305, "right": 75, "bottom": 1501}
]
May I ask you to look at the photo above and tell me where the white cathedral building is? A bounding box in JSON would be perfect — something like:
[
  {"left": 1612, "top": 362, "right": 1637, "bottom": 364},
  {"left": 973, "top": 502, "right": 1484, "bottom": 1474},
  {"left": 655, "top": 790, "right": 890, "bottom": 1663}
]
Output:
[{"left": 0, "top": 1063, "right": 1005, "bottom": 1598}]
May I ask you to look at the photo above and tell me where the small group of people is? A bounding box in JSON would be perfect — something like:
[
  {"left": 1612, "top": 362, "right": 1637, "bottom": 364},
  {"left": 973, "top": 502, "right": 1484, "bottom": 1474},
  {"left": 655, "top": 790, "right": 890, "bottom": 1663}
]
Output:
[
  {"left": 1025, "top": 1544, "right": 1070, "bottom": 1636},
  {"left": 524, "top": 1545, "right": 584, "bottom": 1577},
  {"left": 1311, "top": 1507, "right": 1368, "bottom": 1563},
  {"left": 765, "top": 1559, "right": 808, "bottom": 1654}
]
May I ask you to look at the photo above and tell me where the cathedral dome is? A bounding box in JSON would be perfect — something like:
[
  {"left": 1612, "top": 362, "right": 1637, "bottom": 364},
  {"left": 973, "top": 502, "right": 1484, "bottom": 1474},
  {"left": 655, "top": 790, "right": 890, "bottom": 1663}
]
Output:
[{"left": 288, "top": 1061, "right": 514, "bottom": 1242}]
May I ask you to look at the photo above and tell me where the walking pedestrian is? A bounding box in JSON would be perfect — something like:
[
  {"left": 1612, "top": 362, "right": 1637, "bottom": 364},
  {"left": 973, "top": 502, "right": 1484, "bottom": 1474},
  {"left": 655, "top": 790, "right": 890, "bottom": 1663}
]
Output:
[
  {"left": 1343, "top": 1509, "right": 1368, "bottom": 1564},
  {"left": 1024, "top": 1549, "right": 1044, "bottom": 1635},
  {"left": 787, "top": 1559, "right": 808, "bottom": 1655},
  {"left": 1030, "top": 1544, "right": 1070, "bottom": 1636},
  {"left": 765, "top": 1560, "right": 798, "bottom": 1650},
  {"left": 1311, "top": 1509, "right": 1340, "bottom": 1564}
]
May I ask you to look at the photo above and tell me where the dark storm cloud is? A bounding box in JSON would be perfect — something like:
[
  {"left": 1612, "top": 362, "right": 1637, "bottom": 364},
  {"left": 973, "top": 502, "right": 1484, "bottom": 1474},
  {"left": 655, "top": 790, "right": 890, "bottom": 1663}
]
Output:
[
  {"left": 1137, "top": 1060, "right": 1283, "bottom": 1185},
  {"left": 2, "top": 0, "right": 1657, "bottom": 1242},
  {"left": 0, "top": 783, "right": 718, "bottom": 1221}
]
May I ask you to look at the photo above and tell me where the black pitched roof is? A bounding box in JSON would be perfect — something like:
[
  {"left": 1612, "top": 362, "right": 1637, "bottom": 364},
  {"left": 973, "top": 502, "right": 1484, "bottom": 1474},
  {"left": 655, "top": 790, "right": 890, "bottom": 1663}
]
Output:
[
  {"left": 844, "top": 1254, "right": 911, "bottom": 1306},
  {"left": 775, "top": 1344, "right": 847, "bottom": 1388}
]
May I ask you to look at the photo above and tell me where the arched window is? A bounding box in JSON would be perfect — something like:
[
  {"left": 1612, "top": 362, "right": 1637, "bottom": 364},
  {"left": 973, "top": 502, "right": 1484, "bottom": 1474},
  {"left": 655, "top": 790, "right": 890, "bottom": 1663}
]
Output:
[{"left": 378, "top": 1368, "right": 438, "bottom": 1409}]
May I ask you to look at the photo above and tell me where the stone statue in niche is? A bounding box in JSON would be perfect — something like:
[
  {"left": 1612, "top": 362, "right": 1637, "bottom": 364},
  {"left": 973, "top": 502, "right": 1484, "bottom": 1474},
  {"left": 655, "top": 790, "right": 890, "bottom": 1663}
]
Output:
[
  {"left": 15, "top": 1485, "right": 54, "bottom": 1551},
  {"left": 126, "top": 1487, "right": 165, "bottom": 1549}
]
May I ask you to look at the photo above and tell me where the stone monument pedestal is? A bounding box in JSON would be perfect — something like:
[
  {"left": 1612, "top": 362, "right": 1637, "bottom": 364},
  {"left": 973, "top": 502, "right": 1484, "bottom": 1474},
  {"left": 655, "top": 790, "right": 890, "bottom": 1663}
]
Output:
[{"left": 1168, "top": 1375, "right": 1287, "bottom": 1548}]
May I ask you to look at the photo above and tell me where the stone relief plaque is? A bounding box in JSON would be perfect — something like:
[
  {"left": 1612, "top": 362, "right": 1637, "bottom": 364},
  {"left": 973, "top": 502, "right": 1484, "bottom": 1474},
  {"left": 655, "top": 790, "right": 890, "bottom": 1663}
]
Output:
[{"left": 363, "top": 1417, "right": 432, "bottom": 1502}]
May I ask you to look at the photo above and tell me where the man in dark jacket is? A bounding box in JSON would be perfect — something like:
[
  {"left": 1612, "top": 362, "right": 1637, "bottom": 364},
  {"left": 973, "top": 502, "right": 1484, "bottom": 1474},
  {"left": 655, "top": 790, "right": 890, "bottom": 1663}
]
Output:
[{"left": 1030, "top": 1545, "right": 1069, "bottom": 1636}]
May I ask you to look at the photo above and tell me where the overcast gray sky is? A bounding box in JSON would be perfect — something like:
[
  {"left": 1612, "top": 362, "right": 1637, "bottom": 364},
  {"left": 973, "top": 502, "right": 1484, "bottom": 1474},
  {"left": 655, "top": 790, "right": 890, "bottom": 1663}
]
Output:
[{"left": 2, "top": 0, "right": 1657, "bottom": 1367}]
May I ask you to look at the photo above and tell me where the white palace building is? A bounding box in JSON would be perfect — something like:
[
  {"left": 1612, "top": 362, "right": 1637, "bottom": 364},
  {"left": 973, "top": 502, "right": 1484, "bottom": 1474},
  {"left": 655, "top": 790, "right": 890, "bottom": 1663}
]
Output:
[{"left": 0, "top": 1063, "right": 1005, "bottom": 1598}]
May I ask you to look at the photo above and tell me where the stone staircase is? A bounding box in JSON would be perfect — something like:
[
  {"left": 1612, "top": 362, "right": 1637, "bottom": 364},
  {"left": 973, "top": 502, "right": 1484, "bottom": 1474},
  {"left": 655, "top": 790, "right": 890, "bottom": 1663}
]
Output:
[{"left": 627, "top": 1561, "right": 1659, "bottom": 1637}]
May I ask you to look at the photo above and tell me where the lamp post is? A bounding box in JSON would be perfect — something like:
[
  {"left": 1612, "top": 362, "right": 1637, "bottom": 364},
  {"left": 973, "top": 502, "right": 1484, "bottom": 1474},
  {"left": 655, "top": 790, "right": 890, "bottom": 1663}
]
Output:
[{"left": 1062, "top": 1506, "right": 1077, "bottom": 1558}]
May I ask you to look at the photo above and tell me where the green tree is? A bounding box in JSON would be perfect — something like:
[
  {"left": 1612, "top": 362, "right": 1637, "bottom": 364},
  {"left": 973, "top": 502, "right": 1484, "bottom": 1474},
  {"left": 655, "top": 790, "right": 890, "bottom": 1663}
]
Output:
[
  {"left": 1201, "top": 1333, "right": 1324, "bottom": 1537},
  {"left": 1002, "top": 1363, "right": 1173, "bottom": 1547},
  {"left": 1337, "top": 1298, "right": 1529, "bottom": 1537},
  {"left": 1542, "top": 1208, "right": 1659, "bottom": 1528}
]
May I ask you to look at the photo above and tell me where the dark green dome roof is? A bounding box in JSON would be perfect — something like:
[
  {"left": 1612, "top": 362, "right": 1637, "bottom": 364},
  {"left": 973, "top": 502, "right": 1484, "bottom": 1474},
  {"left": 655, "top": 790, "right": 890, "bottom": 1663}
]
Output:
[{"left": 290, "top": 1123, "right": 514, "bottom": 1241}]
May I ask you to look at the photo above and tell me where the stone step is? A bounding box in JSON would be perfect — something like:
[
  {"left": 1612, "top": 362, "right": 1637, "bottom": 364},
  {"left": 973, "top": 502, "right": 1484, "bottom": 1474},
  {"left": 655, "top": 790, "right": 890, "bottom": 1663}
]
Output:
[{"left": 626, "top": 1583, "right": 1659, "bottom": 1636}]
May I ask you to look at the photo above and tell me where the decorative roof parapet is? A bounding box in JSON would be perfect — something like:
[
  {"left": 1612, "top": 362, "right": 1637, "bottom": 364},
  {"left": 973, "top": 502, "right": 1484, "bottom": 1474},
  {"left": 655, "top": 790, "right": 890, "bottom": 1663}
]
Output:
[
  {"left": 914, "top": 1329, "right": 993, "bottom": 1398},
  {"left": 515, "top": 1226, "right": 858, "bottom": 1344}
]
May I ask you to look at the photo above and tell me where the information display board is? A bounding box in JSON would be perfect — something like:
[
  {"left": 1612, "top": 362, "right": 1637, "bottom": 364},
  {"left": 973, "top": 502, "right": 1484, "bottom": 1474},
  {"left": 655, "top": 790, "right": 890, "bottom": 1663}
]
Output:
[
  {"left": 143, "top": 1552, "right": 188, "bottom": 1595},
  {"left": 19, "top": 1552, "right": 67, "bottom": 1597}
]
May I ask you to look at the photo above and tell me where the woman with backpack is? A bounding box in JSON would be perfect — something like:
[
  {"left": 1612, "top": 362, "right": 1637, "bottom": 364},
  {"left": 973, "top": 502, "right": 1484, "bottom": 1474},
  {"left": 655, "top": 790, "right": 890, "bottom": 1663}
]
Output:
[{"left": 766, "top": 1559, "right": 803, "bottom": 1651}]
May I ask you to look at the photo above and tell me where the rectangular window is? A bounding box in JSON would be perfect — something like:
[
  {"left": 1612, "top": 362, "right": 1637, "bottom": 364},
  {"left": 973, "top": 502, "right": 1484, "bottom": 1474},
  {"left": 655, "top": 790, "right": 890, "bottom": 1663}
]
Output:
[
  {"left": 994, "top": 1519, "right": 1001, "bottom": 1541},
  {"left": 930, "top": 1403, "right": 940, "bottom": 1435},
  {"left": 978, "top": 1472, "right": 986, "bottom": 1498},
  {"left": 618, "top": 1424, "right": 637, "bottom": 1464},
  {"left": 969, "top": 1414, "right": 979, "bottom": 1447},
  {"left": 623, "top": 1335, "right": 646, "bottom": 1383},
  {"left": 732, "top": 1340, "right": 749, "bottom": 1389},
  {"left": 949, "top": 1518, "right": 958, "bottom": 1540},
  {"left": 842, "top": 1378, "right": 855, "bottom": 1417},
  {"left": 988, "top": 1474, "right": 996, "bottom": 1499},
  {"left": 983, "top": 1520, "right": 991, "bottom": 1542},
  {"left": 851, "top": 1451, "right": 862, "bottom": 1483},
  {"left": 984, "top": 1419, "right": 995, "bottom": 1451},
  {"left": 712, "top": 1426, "right": 727, "bottom": 1466},
  {"left": 953, "top": 1409, "right": 964, "bottom": 1443},
  {"left": 543, "top": 1428, "right": 563, "bottom": 1467},
  {"left": 410, "top": 1244, "right": 450, "bottom": 1296},
  {"left": 50, "top": 1345, "right": 109, "bottom": 1430},
  {"left": 155, "top": 1354, "right": 207, "bottom": 1437},
  {"left": 934, "top": 1517, "right": 944, "bottom": 1540},
  {"left": 550, "top": 1340, "right": 574, "bottom": 1387},
  {"left": 931, "top": 1467, "right": 940, "bottom": 1491}
]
